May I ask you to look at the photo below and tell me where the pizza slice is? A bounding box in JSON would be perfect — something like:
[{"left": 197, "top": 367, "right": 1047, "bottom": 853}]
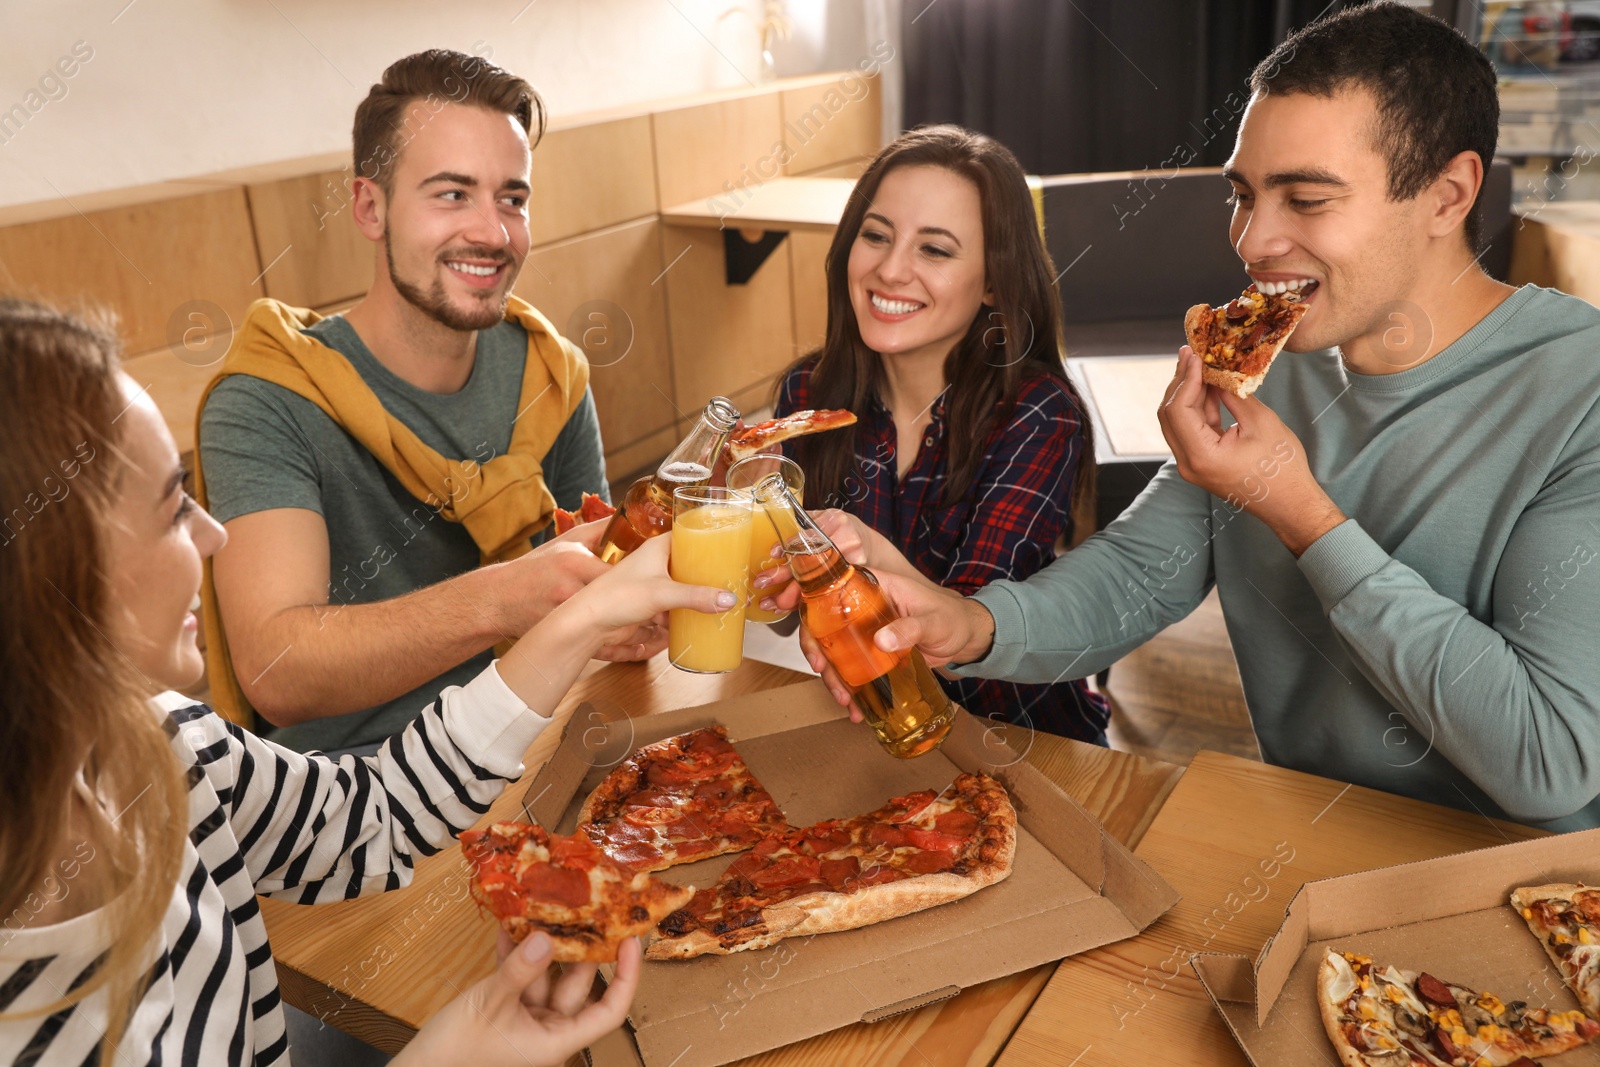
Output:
[
  {"left": 460, "top": 822, "right": 693, "bottom": 962},
  {"left": 552, "top": 491, "right": 617, "bottom": 536},
  {"left": 647, "top": 771, "right": 1016, "bottom": 960},
  {"left": 1183, "top": 282, "right": 1312, "bottom": 399},
  {"left": 1513, "top": 883, "right": 1600, "bottom": 1018},
  {"left": 723, "top": 408, "right": 858, "bottom": 464},
  {"left": 576, "top": 725, "right": 790, "bottom": 873},
  {"left": 1318, "top": 949, "right": 1600, "bottom": 1067}
]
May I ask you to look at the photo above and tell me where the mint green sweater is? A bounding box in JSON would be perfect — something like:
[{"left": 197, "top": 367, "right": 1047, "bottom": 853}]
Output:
[{"left": 956, "top": 286, "right": 1600, "bottom": 829}]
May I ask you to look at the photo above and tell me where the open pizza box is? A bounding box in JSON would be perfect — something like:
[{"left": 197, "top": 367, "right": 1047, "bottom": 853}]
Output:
[
  {"left": 1191, "top": 827, "right": 1600, "bottom": 1065},
  {"left": 519, "top": 678, "right": 1179, "bottom": 1067}
]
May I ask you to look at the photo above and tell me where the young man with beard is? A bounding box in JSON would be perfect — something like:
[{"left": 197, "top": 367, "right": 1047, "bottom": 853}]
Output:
[
  {"left": 779, "top": 2, "right": 1600, "bottom": 829},
  {"left": 197, "top": 50, "right": 658, "bottom": 756}
]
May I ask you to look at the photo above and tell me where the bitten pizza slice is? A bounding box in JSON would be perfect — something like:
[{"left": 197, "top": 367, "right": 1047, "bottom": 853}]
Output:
[
  {"left": 1318, "top": 949, "right": 1600, "bottom": 1067},
  {"left": 1184, "top": 282, "right": 1312, "bottom": 399},
  {"left": 1513, "top": 883, "right": 1600, "bottom": 1019},
  {"left": 460, "top": 822, "right": 693, "bottom": 962},
  {"left": 576, "top": 725, "right": 790, "bottom": 873},
  {"left": 648, "top": 772, "right": 1016, "bottom": 960}
]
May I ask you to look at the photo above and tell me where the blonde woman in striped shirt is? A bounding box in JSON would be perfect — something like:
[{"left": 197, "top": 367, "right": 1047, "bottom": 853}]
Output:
[{"left": 0, "top": 299, "right": 734, "bottom": 1066}]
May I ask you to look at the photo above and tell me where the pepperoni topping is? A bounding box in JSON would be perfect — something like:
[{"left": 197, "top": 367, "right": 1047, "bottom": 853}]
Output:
[
  {"left": 624, "top": 805, "right": 684, "bottom": 827},
  {"left": 519, "top": 862, "right": 591, "bottom": 908},
  {"left": 819, "top": 856, "right": 862, "bottom": 890},
  {"left": 903, "top": 827, "right": 965, "bottom": 853},
  {"left": 1416, "top": 973, "right": 1456, "bottom": 1009},
  {"left": 888, "top": 790, "right": 937, "bottom": 822},
  {"left": 902, "top": 849, "right": 955, "bottom": 874},
  {"left": 1579, "top": 1020, "right": 1600, "bottom": 1040},
  {"left": 933, "top": 811, "right": 978, "bottom": 837},
  {"left": 608, "top": 844, "right": 663, "bottom": 870},
  {"left": 547, "top": 835, "right": 598, "bottom": 871},
  {"left": 750, "top": 855, "right": 820, "bottom": 889},
  {"left": 1431, "top": 1025, "right": 1460, "bottom": 1061},
  {"left": 856, "top": 864, "right": 904, "bottom": 887},
  {"left": 472, "top": 871, "right": 523, "bottom": 918},
  {"left": 866, "top": 824, "right": 909, "bottom": 848}
]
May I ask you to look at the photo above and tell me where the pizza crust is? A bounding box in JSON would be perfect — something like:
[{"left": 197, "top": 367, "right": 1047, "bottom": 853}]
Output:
[{"left": 1316, "top": 953, "right": 1371, "bottom": 1067}]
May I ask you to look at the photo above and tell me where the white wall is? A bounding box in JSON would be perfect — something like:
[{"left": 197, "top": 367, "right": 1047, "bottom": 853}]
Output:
[{"left": 0, "top": 0, "right": 801, "bottom": 209}]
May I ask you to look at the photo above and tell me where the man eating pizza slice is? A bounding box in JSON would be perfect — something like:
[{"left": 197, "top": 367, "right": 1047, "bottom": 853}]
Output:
[{"left": 780, "top": 1, "right": 1600, "bottom": 831}]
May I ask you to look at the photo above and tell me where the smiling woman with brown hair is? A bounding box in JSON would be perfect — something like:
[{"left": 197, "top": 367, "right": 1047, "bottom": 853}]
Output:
[
  {"left": 0, "top": 298, "right": 735, "bottom": 1066},
  {"left": 766, "top": 124, "right": 1109, "bottom": 744}
]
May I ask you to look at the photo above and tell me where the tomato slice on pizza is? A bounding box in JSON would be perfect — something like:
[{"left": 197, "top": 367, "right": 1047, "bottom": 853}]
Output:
[
  {"left": 576, "top": 725, "right": 791, "bottom": 873},
  {"left": 1318, "top": 949, "right": 1600, "bottom": 1067},
  {"left": 460, "top": 822, "right": 692, "bottom": 962},
  {"left": 648, "top": 772, "right": 1016, "bottom": 959},
  {"left": 1184, "top": 282, "right": 1311, "bottom": 399}
]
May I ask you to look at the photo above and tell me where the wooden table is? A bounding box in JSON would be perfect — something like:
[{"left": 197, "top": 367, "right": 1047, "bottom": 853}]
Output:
[
  {"left": 261, "top": 654, "right": 1184, "bottom": 1064},
  {"left": 995, "top": 750, "right": 1544, "bottom": 1066}
]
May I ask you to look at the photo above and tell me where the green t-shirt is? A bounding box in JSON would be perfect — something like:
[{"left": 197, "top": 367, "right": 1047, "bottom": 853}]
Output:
[
  {"left": 954, "top": 285, "right": 1600, "bottom": 830},
  {"left": 198, "top": 314, "right": 607, "bottom": 753}
]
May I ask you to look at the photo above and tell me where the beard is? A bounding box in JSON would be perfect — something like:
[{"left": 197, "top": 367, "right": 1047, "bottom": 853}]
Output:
[{"left": 385, "top": 231, "right": 512, "bottom": 332}]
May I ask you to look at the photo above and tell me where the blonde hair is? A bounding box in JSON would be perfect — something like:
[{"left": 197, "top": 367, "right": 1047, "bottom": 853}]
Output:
[{"left": 0, "top": 298, "right": 189, "bottom": 1066}]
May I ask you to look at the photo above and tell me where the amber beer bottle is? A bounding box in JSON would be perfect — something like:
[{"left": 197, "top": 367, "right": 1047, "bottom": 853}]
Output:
[
  {"left": 596, "top": 396, "right": 740, "bottom": 564},
  {"left": 753, "top": 475, "right": 955, "bottom": 758}
]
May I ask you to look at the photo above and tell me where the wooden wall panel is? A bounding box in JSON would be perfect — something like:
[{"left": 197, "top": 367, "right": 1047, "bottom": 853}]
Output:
[
  {"left": 660, "top": 224, "right": 793, "bottom": 425},
  {"left": 246, "top": 169, "right": 374, "bottom": 310},
  {"left": 651, "top": 94, "right": 783, "bottom": 209},
  {"left": 0, "top": 187, "right": 263, "bottom": 357},
  {"left": 780, "top": 73, "right": 880, "bottom": 177},
  {"left": 513, "top": 218, "right": 677, "bottom": 468},
  {"left": 788, "top": 231, "right": 833, "bottom": 359},
  {"left": 795, "top": 157, "right": 870, "bottom": 180},
  {"left": 530, "top": 116, "right": 658, "bottom": 246}
]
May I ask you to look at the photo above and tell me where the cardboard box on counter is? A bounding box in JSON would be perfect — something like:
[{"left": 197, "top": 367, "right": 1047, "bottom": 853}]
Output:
[
  {"left": 519, "top": 679, "right": 1178, "bottom": 1067},
  {"left": 1192, "top": 828, "right": 1600, "bottom": 1065}
]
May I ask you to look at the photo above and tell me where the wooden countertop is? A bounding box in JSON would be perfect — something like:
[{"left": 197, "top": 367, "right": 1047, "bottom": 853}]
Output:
[
  {"left": 995, "top": 750, "right": 1543, "bottom": 1067},
  {"left": 260, "top": 653, "right": 1183, "bottom": 1064}
]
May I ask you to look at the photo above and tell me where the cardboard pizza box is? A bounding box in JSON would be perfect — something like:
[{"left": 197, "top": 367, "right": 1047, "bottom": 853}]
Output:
[
  {"left": 518, "top": 678, "right": 1179, "bottom": 1067},
  {"left": 1191, "top": 827, "right": 1600, "bottom": 1065}
]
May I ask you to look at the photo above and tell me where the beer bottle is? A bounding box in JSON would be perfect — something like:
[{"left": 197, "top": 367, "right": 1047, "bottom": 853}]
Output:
[
  {"left": 596, "top": 397, "right": 740, "bottom": 564},
  {"left": 752, "top": 474, "right": 955, "bottom": 758}
]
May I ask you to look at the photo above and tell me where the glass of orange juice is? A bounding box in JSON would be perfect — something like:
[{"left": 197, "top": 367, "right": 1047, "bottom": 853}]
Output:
[
  {"left": 725, "top": 455, "right": 805, "bottom": 623},
  {"left": 668, "top": 486, "right": 754, "bottom": 673}
]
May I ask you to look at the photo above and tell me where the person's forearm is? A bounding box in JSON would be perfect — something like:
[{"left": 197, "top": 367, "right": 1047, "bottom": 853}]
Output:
[
  {"left": 947, "top": 465, "right": 1217, "bottom": 684},
  {"left": 241, "top": 563, "right": 514, "bottom": 725},
  {"left": 494, "top": 596, "right": 612, "bottom": 717}
]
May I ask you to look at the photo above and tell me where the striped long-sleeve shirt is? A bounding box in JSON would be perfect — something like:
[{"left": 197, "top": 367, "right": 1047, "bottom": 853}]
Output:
[{"left": 0, "top": 663, "right": 549, "bottom": 1065}]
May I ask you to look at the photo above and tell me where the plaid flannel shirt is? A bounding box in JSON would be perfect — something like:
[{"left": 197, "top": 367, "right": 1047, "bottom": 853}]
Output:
[{"left": 776, "top": 361, "right": 1111, "bottom": 743}]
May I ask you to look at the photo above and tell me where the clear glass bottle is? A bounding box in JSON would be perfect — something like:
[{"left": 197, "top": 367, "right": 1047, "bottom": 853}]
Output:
[{"left": 596, "top": 396, "right": 740, "bottom": 564}]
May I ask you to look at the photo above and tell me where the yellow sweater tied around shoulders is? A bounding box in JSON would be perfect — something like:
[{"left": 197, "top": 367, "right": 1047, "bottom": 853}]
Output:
[{"left": 192, "top": 296, "right": 590, "bottom": 729}]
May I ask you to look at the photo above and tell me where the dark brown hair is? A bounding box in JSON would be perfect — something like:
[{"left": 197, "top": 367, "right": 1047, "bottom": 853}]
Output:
[
  {"left": 0, "top": 299, "right": 189, "bottom": 1066},
  {"left": 352, "top": 49, "right": 546, "bottom": 192},
  {"left": 780, "top": 124, "right": 1094, "bottom": 515},
  {"left": 1251, "top": 1, "right": 1498, "bottom": 247}
]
